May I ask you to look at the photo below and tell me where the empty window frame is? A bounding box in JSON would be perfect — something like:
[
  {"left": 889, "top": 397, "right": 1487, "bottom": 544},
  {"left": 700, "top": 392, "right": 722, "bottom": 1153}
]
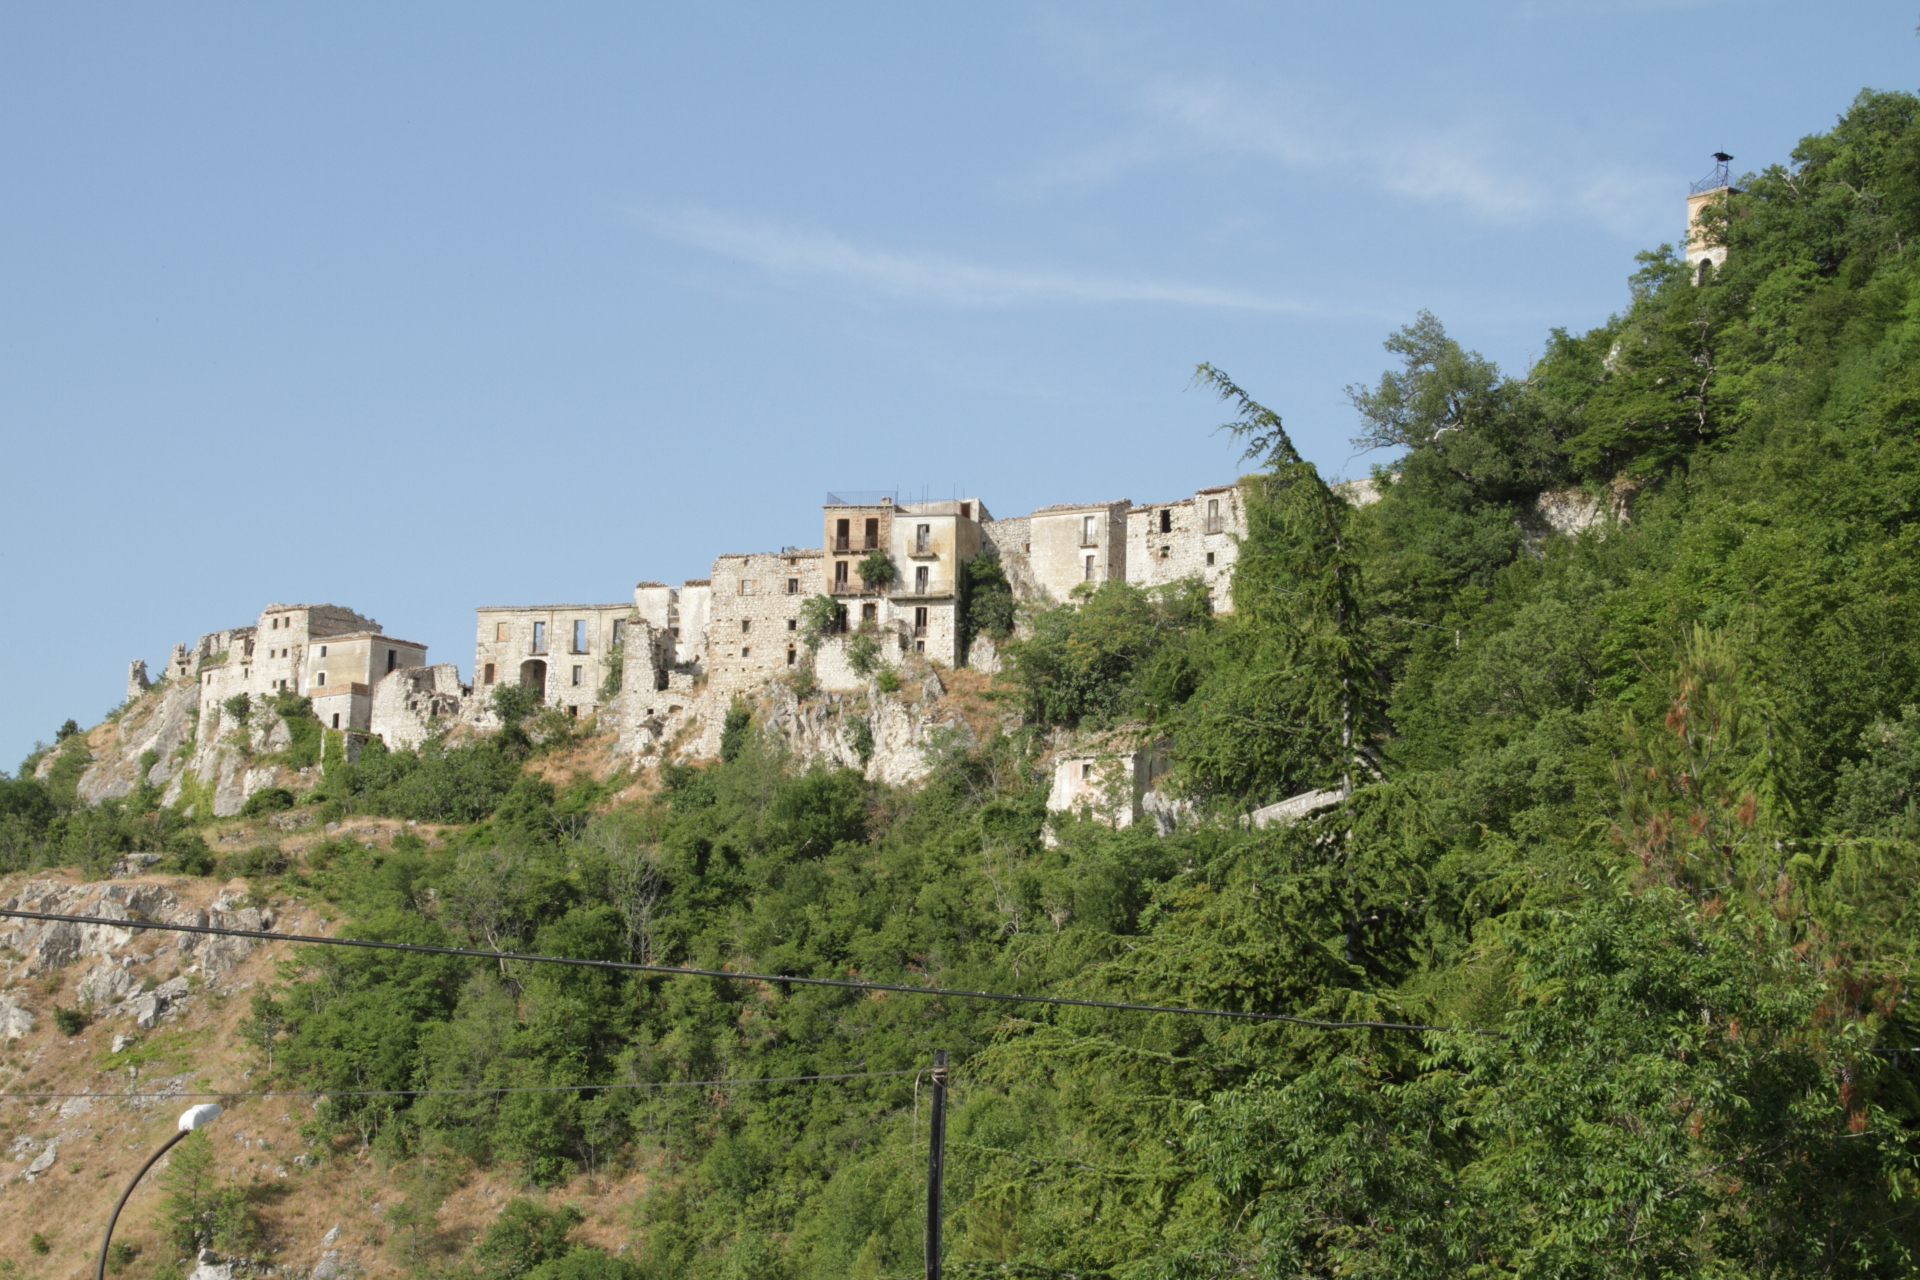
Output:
[
  {"left": 835, "top": 518, "right": 851, "bottom": 552},
  {"left": 387, "top": 649, "right": 398, "bottom": 673},
  {"left": 914, "top": 566, "right": 929, "bottom": 593},
  {"left": 1081, "top": 515, "right": 1097, "bottom": 546},
  {"left": 243, "top": 639, "right": 255, "bottom": 657},
  {"left": 863, "top": 518, "right": 880, "bottom": 550},
  {"left": 1159, "top": 508, "right": 1172, "bottom": 533},
  {"left": 315, "top": 671, "right": 328, "bottom": 686},
  {"left": 960, "top": 502, "right": 971, "bottom": 520},
  {"left": 571, "top": 665, "right": 583, "bottom": 686},
  {"left": 739, "top": 578, "right": 754, "bottom": 595},
  {"left": 611, "top": 619, "right": 626, "bottom": 648},
  {"left": 861, "top": 602, "right": 877, "bottom": 624},
  {"left": 1206, "top": 498, "right": 1222, "bottom": 534},
  {"left": 787, "top": 647, "right": 797, "bottom": 666},
  {"left": 915, "top": 523, "right": 931, "bottom": 554},
  {"left": 332, "top": 713, "right": 340, "bottom": 729},
  {"left": 913, "top": 606, "right": 928, "bottom": 637},
  {"left": 1084, "top": 554, "right": 1096, "bottom": 582},
  {"left": 484, "top": 663, "right": 496, "bottom": 685},
  {"left": 741, "top": 619, "right": 751, "bottom": 633},
  {"left": 572, "top": 620, "right": 589, "bottom": 653},
  {"left": 787, "top": 618, "right": 797, "bottom": 631},
  {"left": 319, "top": 645, "right": 328, "bottom": 657},
  {"left": 834, "top": 560, "right": 849, "bottom": 587},
  {"left": 1206, "top": 552, "right": 1216, "bottom": 566},
  {"left": 741, "top": 646, "right": 750, "bottom": 657},
  {"left": 787, "top": 577, "right": 799, "bottom": 595},
  {"left": 532, "top": 622, "right": 547, "bottom": 654}
]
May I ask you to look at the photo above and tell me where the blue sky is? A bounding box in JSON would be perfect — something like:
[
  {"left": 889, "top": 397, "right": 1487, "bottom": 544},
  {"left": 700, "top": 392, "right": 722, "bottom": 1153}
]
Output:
[{"left": 3, "top": 1, "right": 1915, "bottom": 766}]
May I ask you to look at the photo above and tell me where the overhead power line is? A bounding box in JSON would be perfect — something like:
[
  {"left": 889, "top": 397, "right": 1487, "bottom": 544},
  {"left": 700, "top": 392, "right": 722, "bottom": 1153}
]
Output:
[
  {"left": 0, "top": 908, "right": 1493, "bottom": 1035},
  {"left": 0, "top": 1068, "right": 920, "bottom": 1103}
]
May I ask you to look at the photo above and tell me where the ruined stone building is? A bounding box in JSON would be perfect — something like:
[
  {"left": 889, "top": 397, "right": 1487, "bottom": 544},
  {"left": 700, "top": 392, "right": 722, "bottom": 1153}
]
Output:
[
  {"left": 188, "top": 603, "right": 429, "bottom": 732},
  {"left": 471, "top": 603, "right": 635, "bottom": 718},
  {"left": 1125, "top": 484, "right": 1246, "bottom": 612}
]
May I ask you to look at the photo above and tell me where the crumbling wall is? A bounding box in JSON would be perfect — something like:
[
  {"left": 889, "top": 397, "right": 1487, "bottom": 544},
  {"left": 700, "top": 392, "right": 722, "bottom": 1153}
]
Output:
[
  {"left": 369, "top": 664, "right": 470, "bottom": 751},
  {"left": 1124, "top": 483, "right": 1246, "bottom": 613}
]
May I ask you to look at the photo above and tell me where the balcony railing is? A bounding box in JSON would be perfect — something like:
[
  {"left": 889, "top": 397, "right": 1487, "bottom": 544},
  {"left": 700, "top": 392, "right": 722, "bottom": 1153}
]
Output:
[{"left": 832, "top": 536, "right": 883, "bottom": 552}]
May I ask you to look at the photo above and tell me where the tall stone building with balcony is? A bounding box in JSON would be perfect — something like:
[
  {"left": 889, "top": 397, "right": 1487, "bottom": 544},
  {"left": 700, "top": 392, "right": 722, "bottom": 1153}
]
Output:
[{"left": 821, "top": 494, "right": 990, "bottom": 669}]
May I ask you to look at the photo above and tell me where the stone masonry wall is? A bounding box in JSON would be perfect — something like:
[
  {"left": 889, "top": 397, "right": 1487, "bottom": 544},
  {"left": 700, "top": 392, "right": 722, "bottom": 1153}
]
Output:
[{"left": 1125, "top": 483, "right": 1246, "bottom": 613}]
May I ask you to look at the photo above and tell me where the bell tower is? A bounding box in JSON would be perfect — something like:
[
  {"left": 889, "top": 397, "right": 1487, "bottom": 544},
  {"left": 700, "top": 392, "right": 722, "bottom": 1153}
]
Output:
[{"left": 1686, "top": 152, "right": 1738, "bottom": 282}]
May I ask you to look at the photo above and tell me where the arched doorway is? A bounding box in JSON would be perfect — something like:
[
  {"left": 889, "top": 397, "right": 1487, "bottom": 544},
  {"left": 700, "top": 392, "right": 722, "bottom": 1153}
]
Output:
[{"left": 519, "top": 659, "right": 547, "bottom": 703}]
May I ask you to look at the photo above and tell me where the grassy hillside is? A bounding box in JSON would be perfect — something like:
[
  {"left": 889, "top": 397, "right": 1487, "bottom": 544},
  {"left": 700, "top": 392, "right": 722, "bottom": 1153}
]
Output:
[{"left": 7, "top": 87, "right": 1920, "bottom": 1279}]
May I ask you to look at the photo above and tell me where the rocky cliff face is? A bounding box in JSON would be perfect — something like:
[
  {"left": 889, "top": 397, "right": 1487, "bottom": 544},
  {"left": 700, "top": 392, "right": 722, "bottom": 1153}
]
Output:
[{"left": 52, "top": 679, "right": 316, "bottom": 818}]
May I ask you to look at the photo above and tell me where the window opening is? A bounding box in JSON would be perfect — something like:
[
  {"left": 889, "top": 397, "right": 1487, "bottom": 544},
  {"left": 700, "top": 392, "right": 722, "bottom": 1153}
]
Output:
[
  {"left": 1084, "top": 555, "right": 1095, "bottom": 582},
  {"left": 741, "top": 620, "right": 751, "bottom": 633},
  {"left": 913, "top": 606, "right": 927, "bottom": 637},
  {"left": 863, "top": 518, "right": 880, "bottom": 550},
  {"left": 916, "top": 524, "right": 931, "bottom": 554},
  {"left": 571, "top": 665, "right": 583, "bottom": 686},
  {"left": 1081, "top": 515, "right": 1097, "bottom": 546},
  {"left": 960, "top": 502, "right": 971, "bottom": 520},
  {"left": 787, "top": 647, "right": 797, "bottom": 666},
  {"left": 787, "top": 577, "right": 799, "bottom": 594},
  {"left": 741, "top": 646, "right": 750, "bottom": 658},
  {"left": 834, "top": 560, "right": 849, "bottom": 587},
  {"left": 1206, "top": 498, "right": 1222, "bottom": 534},
  {"left": 484, "top": 663, "right": 496, "bottom": 685},
  {"left": 243, "top": 639, "right": 254, "bottom": 657},
  {"left": 570, "top": 621, "right": 586, "bottom": 653},
  {"left": 316, "top": 671, "right": 327, "bottom": 686},
  {"left": 1206, "top": 552, "right": 1216, "bottom": 566},
  {"left": 787, "top": 618, "right": 797, "bottom": 631},
  {"left": 332, "top": 713, "right": 340, "bottom": 729},
  {"left": 1159, "top": 509, "right": 1171, "bottom": 533},
  {"left": 612, "top": 619, "right": 625, "bottom": 647},
  {"left": 915, "top": 566, "right": 929, "bottom": 593},
  {"left": 319, "top": 645, "right": 328, "bottom": 657},
  {"left": 835, "top": 518, "right": 850, "bottom": 552},
  {"left": 861, "top": 602, "right": 877, "bottom": 624},
  {"left": 387, "top": 649, "right": 397, "bottom": 672},
  {"left": 532, "top": 622, "right": 546, "bottom": 654}
]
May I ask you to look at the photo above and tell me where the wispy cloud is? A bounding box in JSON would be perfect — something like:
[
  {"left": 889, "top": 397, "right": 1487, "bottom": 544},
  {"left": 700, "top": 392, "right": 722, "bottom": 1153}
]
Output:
[
  {"left": 643, "top": 207, "right": 1326, "bottom": 313},
  {"left": 1033, "top": 74, "right": 1669, "bottom": 239}
]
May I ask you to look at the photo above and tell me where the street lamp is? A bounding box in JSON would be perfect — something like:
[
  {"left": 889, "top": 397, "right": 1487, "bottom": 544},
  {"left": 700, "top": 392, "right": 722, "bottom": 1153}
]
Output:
[{"left": 95, "top": 1104, "right": 223, "bottom": 1280}]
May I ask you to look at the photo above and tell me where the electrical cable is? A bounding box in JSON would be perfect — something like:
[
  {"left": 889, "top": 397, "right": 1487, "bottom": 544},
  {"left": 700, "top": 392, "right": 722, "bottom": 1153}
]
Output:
[
  {"left": 0, "top": 1068, "right": 921, "bottom": 1103},
  {"left": 0, "top": 908, "right": 1494, "bottom": 1035}
]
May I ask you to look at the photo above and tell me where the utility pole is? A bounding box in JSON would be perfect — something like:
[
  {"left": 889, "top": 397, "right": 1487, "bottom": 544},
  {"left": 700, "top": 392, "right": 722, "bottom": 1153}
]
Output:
[{"left": 925, "top": 1049, "right": 948, "bottom": 1280}]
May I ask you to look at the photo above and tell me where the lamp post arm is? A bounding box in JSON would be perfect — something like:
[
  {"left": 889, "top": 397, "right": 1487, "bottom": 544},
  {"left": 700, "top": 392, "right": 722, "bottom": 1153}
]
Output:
[{"left": 96, "top": 1128, "right": 189, "bottom": 1280}]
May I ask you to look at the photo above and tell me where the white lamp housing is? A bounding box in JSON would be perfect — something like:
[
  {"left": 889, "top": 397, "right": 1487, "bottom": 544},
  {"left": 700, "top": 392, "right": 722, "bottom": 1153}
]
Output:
[{"left": 177, "top": 1103, "right": 223, "bottom": 1132}]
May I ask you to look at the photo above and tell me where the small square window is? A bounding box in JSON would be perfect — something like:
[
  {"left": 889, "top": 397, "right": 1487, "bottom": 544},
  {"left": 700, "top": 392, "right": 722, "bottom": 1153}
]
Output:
[
  {"left": 742, "top": 646, "right": 751, "bottom": 657},
  {"left": 787, "top": 578, "right": 799, "bottom": 594},
  {"left": 787, "top": 618, "right": 797, "bottom": 631}
]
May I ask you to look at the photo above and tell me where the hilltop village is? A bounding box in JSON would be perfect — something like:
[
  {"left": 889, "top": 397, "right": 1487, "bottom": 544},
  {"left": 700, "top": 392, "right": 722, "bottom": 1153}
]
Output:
[{"left": 77, "top": 484, "right": 1255, "bottom": 824}]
